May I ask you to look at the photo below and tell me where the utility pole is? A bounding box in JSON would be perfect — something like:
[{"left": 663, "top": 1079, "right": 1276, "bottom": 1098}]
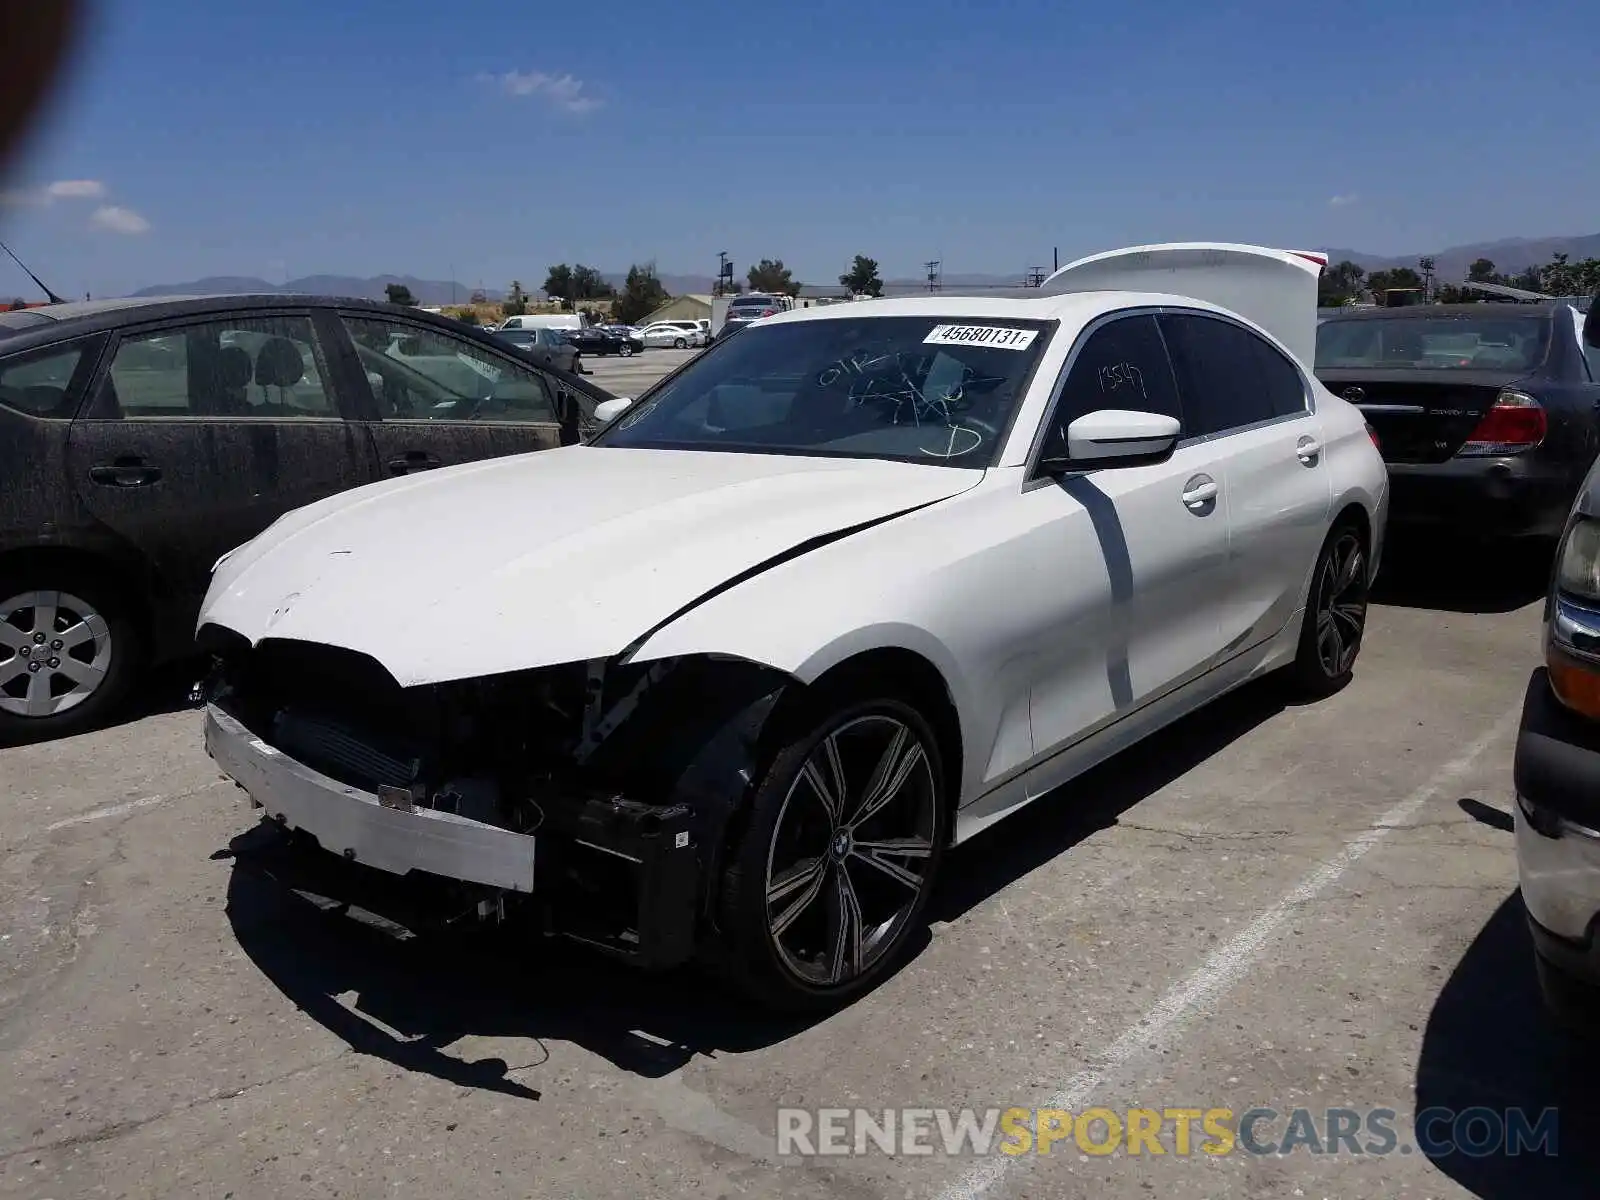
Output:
[
  {"left": 1025, "top": 267, "right": 1046, "bottom": 287},
  {"left": 925, "top": 260, "right": 941, "bottom": 293},
  {"left": 716, "top": 251, "right": 733, "bottom": 297},
  {"left": 1053, "top": 246, "right": 1059, "bottom": 271}
]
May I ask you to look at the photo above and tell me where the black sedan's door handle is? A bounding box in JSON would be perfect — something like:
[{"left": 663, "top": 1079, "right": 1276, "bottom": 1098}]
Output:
[
  {"left": 387, "top": 450, "right": 443, "bottom": 474},
  {"left": 89, "top": 457, "right": 162, "bottom": 487}
]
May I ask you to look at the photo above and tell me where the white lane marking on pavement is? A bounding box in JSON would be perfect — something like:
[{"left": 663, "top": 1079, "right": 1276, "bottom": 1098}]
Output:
[
  {"left": 934, "top": 703, "right": 1520, "bottom": 1200},
  {"left": 44, "top": 780, "right": 227, "bottom": 832}
]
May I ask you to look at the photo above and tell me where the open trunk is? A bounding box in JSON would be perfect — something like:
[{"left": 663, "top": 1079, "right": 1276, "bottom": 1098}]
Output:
[{"left": 1313, "top": 369, "right": 1525, "bottom": 464}]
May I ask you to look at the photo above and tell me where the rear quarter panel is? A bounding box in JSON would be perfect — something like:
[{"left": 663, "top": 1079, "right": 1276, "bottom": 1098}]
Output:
[{"left": 1317, "top": 387, "right": 1390, "bottom": 578}]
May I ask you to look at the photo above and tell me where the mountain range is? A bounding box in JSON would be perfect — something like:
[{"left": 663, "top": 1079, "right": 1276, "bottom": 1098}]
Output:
[{"left": 128, "top": 233, "right": 1600, "bottom": 304}]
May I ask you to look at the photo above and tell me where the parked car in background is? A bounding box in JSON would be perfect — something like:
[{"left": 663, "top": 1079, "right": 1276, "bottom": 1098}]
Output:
[
  {"left": 194, "top": 243, "right": 1386, "bottom": 1010},
  {"left": 492, "top": 325, "right": 583, "bottom": 374},
  {"left": 498, "top": 312, "right": 587, "bottom": 332},
  {"left": 1314, "top": 303, "right": 1600, "bottom": 542},
  {"left": 0, "top": 294, "right": 610, "bottom": 742},
  {"left": 637, "top": 322, "right": 697, "bottom": 349},
  {"left": 716, "top": 293, "right": 790, "bottom": 340},
  {"left": 653, "top": 320, "right": 707, "bottom": 347},
  {"left": 564, "top": 326, "right": 643, "bottom": 357},
  {"left": 1514, "top": 288, "right": 1600, "bottom": 1032}
]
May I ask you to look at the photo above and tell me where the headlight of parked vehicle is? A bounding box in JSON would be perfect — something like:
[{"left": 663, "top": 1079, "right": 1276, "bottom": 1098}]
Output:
[{"left": 1547, "top": 516, "right": 1600, "bottom": 718}]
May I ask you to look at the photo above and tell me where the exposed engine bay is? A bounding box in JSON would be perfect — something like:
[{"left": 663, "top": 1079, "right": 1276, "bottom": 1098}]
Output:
[{"left": 200, "top": 626, "right": 793, "bottom": 967}]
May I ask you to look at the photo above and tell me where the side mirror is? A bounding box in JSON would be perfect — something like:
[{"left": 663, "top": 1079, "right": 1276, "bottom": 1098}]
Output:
[
  {"left": 1584, "top": 288, "right": 1598, "bottom": 349},
  {"left": 1041, "top": 409, "right": 1181, "bottom": 473},
  {"left": 595, "top": 396, "right": 634, "bottom": 423}
]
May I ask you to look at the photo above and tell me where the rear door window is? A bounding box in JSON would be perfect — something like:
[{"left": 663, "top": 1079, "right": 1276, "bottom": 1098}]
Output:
[
  {"left": 0, "top": 342, "right": 91, "bottom": 417},
  {"left": 1159, "top": 312, "right": 1306, "bottom": 438}
]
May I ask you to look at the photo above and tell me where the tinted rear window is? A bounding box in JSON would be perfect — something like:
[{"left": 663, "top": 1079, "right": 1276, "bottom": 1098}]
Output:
[{"left": 1315, "top": 316, "right": 1550, "bottom": 371}]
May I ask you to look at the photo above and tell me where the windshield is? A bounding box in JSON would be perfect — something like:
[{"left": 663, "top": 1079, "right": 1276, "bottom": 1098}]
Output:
[
  {"left": 590, "top": 315, "right": 1053, "bottom": 467},
  {"left": 1315, "top": 315, "right": 1550, "bottom": 371}
]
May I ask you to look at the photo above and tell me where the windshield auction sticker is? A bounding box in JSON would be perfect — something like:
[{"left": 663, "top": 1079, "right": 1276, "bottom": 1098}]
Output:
[{"left": 923, "top": 325, "right": 1039, "bottom": 350}]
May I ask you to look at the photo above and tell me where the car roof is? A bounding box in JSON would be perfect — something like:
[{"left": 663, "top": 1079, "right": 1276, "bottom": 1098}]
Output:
[
  {"left": 1318, "top": 302, "right": 1562, "bottom": 321},
  {"left": 747, "top": 291, "right": 1238, "bottom": 327},
  {"left": 0, "top": 292, "right": 613, "bottom": 397}
]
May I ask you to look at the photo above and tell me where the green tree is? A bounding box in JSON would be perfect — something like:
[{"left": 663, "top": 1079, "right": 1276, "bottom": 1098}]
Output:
[
  {"left": 747, "top": 258, "right": 798, "bottom": 296},
  {"left": 7, "top": 298, "right": 25, "bottom": 311},
  {"left": 1366, "top": 267, "right": 1423, "bottom": 300},
  {"left": 839, "top": 254, "right": 883, "bottom": 297},
  {"left": 543, "top": 264, "right": 574, "bottom": 304},
  {"left": 502, "top": 280, "right": 528, "bottom": 317},
  {"left": 1510, "top": 266, "right": 1543, "bottom": 291},
  {"left": 1318, "top": 260, "right": 1365, "bottom": 306},
  {"left": 614, "top": 263, "right": 670, "bottom": 326},
  {"left": 384, "top": 282, "right": 417, "bottom": 306},
  {"left": 1467, "top": 258, "right": 1498, "bottom": 282},
  {"left": 571, "top": 264, "right": 614, "bottom": 300}
]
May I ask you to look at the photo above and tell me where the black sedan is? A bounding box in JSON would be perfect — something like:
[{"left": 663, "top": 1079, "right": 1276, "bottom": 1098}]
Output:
[
  {"left": 1314, "top": 302, "right": 1600, "bottom": 541},
  {"left": 564, "top": 325, "right": 643, "bottom": 357},
  {"left": 0, "top": 293, "right": 613, "bottom": 743}
]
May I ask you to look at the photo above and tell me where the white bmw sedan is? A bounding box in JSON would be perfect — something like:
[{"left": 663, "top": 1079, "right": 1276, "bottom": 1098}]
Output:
[{"left": 195, "top": 243, "right": 1387, "bottom": 1010}]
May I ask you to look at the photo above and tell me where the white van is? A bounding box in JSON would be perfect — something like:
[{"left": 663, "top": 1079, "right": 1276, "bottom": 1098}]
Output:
[{"left": 498, "top": 312, "right": 587, "bottom": 331}]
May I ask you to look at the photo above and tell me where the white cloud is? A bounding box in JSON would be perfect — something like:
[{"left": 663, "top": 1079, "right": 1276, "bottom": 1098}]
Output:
[
  {"left": 46, "top": 179, "right": 106, "bottom": 200},
  {"left": 477, "top": 69, "right": 601, "bottom": 113},
  {"left": 90, "top": 205, "right": 150, "bottom": 234},
  {"left": 1328, "top": 193, "right": 1359, "bottom": 208},
  {"left": 2, "top": 178, "right": 110, "bottom": 206}
]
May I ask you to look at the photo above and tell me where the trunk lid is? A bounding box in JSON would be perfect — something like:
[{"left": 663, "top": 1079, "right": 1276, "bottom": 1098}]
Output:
[{"left": 1313, "top": 369, "right": 1527, "bottom": 464}]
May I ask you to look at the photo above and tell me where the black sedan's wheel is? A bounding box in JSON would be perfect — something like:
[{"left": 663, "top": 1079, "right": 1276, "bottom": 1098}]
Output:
[
  {"left": 618, "top": 341, "right": 633, "bottom": 357},
  {"left": 673, "top": 336, "right": 687, "bottom": 349},
  {"left": 0, "top": 576, "right": 140, "bottom": 744},
  {"left": 1285, "top": 521, "right": 1369, "bottom": 698},
  {"left": 717, "top": 696, "right": 947, "bottom": 1009}
]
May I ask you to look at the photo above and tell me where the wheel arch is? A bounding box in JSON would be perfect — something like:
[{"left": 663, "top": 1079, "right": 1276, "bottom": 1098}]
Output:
[
  {"left": 767, "top": 642, "right": 966, "bottom": 825},
  {"left": 0, "top": 542, "right": 157, "bottom": 647}
]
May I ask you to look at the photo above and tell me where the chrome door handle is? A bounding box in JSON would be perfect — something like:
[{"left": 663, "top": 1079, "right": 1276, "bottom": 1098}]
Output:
[
  {"left": 1181, "top": 474, "right": 1218, "bottom": 510},
  {"left": 1296, "top": 435, "right": 1322, "bottom": 463}
]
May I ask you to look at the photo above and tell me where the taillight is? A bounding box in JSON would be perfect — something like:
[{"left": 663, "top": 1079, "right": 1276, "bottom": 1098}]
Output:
[
  {"left": 1365, "top": 421, "right": 1380, "bottom": 450},
  {"left": 760, "top": 308, "right": 776, "bottom": 317},
  {"left": 1456, "top": 390, "right": 1546, "bottom": 457}
]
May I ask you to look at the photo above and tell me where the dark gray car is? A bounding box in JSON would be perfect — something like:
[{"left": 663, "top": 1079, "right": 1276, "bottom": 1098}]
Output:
[
  {"left": 0, "top": 294, "right": 610, "bottom": 743},
  {"left": 491, "top": 325, "right": 582, "bottom": 373},
  {"left": 1314, "top": 302, "right": 1600, "bottom": 541}
]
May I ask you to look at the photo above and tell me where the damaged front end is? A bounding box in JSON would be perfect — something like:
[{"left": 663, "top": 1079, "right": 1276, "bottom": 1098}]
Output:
[{"left": 199, "top": 627, "right": 793, "bottom": 968}]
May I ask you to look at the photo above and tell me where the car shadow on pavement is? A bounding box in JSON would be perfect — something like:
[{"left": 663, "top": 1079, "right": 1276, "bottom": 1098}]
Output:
[
  {"left": 219, "top": 675, "right": 1292, "bottom": 1101},
  {"left": 221, "top": 822, "right": 823, "bottom": 1095},
  {"left": 1415, "top": 888, "right": 1600, "bottom": 1198},
  {"left": 1371, "top": 532, "right": 1551, "bottom": 615},
  {"left": 931, "top": 675, "right": 1292, "bottom": 923}
]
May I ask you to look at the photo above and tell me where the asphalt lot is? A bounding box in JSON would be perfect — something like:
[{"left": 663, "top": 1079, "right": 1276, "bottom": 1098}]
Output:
[
  {"left": 0, "top": 457, "right": 1590, "bottom": 1196},
  {"left": 579, "top": 345, "right": 701, "bottom": 399}
]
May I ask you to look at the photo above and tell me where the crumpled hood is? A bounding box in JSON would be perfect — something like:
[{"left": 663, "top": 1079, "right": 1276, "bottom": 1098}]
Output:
[{"left": 200, "top": 445, "right": 981, "bottom": 686}]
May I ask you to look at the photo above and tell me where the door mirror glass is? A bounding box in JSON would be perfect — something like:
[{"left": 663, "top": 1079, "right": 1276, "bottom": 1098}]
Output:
[
  {"left": 595, "top": 396, "right": 633, "bottom": 423},
  {"left": 1042, "top": 409, "right": 1181, "bottom": 473}
]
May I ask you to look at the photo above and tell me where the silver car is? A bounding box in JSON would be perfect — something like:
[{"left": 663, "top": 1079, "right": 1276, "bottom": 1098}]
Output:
[{"left": 1514, "top": 288, "right": 1600, "bottom": 1031}]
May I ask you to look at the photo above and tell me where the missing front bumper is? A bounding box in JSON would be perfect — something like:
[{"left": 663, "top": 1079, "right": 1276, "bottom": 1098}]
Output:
[{"left": 204, "top": 702, "right": 702, "bottom": 968}]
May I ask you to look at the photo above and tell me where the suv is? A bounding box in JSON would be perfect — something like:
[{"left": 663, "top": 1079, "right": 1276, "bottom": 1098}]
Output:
[{"left": 1515, "top": 289, "right": 1600, "bottom": 1030}]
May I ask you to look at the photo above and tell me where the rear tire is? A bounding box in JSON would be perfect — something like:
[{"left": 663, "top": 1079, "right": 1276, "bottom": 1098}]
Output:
[
  {"left": 1283, "top": 520, "right": 1370, "bottom": 699},
  {"left": 619, "top": 342, "right": 633, "bottom": 357},
  {"left": 715, "top": 694, "right": 948, "bottom": 1011},
  {"left": 0, "top": 570, "right": 142, "bottom": 745},
  {"left": 674, "top": 337, "right": 687, "bottom": 349}
]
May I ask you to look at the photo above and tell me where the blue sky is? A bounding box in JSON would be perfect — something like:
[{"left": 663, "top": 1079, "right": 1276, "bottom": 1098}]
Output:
[{"left": 1, "top": 0, "right": 1596, "bottom": 299}]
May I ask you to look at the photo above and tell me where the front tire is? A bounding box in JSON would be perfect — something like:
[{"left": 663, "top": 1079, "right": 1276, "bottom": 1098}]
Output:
[
  {"left": 0, "top": 574, "right": 141, "bottom": 744},
  {"left": 716, "top": 696, "right": 948, "bottom": 1011},
  {"left": 1284, "top": 520, "right": 1370, "bottom": 699},
  {"left": 673, "top": 337, "right": 687, "bottom": 349},
  {"left": 619, "top": 342, "right": 634, "bottom": 357}
]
